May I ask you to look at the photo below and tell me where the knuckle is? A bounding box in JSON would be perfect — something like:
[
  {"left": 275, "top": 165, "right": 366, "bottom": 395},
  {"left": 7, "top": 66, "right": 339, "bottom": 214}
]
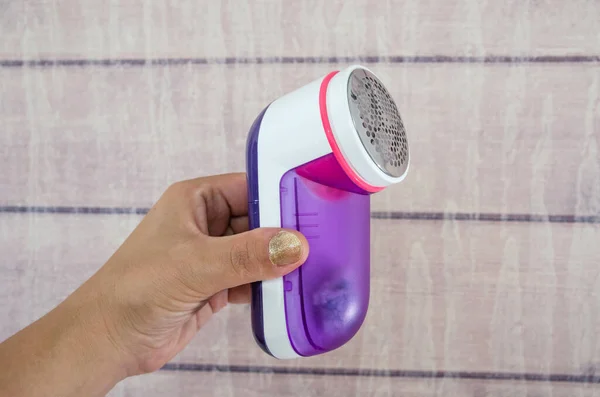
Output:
[
  {"left": 164, "top": 180, "right": 206, "bottom": 209},
  {"left": 169, "top": 179, "right": 208, "bottom": 197},
  {"left": 162, "top": 183, "right": 184, "bottom": 204},
  {"left": 166, "top": 181, "right": 192, "bottom": 197},
  {"left": 166, "top": 180, "right": 185, "bottom": 192}
]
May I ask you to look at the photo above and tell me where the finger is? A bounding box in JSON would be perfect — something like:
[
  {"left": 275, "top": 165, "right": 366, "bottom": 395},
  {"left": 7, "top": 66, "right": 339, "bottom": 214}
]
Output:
[
  {"left": 194, "top": 304, "right": 214, "bottom": 331},
  {"left": 208, "top": 290, "right": 229, "bottom": 313},
  {"left": 228, "top": 284, "right": 251, "bottom": 304},
  {"left": 200, "top": 228, "right": 309, "bottom": 294},
  {"left": 173, "top": 304, "right": 214, "bottom": 355},
  {"left": 182, "top": 173, "right": 249, "bottom": 217},
  {"left": 229, "top": 216, "right": 249, "bottom": 235},
  {"left": 222, "top": 216, "right": 249, "bottom": 236}
]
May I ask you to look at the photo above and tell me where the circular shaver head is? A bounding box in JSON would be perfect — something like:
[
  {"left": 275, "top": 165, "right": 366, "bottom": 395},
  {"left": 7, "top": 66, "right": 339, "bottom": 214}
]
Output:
[{"left": 347, "top": 69, "right": 409, "bottom": 178}]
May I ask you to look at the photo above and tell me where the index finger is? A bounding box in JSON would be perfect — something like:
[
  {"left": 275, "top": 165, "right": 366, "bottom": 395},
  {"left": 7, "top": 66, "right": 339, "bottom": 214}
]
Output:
[{"left": 185, "top": 172, "right": 249, "bottom": 217}]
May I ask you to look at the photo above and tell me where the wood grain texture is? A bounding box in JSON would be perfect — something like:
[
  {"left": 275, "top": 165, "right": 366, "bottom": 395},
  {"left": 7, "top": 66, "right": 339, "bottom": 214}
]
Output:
[
  {"left": 2, "top": 213, "right": 599, "bottom": 377},
  {"left": 2, "top": 0, "right": 600, "bottom": 395},
  {"left": 1, "top": 64, "right": 599, "bottom": 215},
  {"left": 1, "top": 0, "right": 600, "bottom": 60},
  {"left": 107, "top": 370, "right": 600, "bottom": 397}
]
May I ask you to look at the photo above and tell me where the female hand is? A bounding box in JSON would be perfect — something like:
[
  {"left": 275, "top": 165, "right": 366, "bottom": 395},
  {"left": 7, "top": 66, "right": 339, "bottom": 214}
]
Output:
[{"left": 0, "top": 173, "right": 309, "bottom": 397}]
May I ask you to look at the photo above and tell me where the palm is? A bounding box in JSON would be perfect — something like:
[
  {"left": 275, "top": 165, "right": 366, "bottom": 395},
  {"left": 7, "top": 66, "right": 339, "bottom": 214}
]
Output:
[{"left": 125, "top": 173, "right": 254, "bottom": 373}]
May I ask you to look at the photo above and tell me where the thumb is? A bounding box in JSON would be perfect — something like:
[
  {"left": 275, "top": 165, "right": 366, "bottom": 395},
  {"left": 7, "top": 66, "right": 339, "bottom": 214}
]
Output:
[{"left": 204, "top": 228, "right": 310, "bottom": 291}]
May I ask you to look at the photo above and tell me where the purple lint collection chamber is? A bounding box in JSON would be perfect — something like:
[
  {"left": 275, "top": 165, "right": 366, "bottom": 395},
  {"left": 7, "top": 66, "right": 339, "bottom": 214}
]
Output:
[{"left": 246, "top": 65, "right": 410, "bottom": 359}]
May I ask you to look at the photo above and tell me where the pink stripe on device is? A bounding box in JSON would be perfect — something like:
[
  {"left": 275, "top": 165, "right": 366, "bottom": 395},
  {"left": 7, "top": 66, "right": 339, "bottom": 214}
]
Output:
[{"left": 318, "top": 71, "right": 384, "bottom": 193}]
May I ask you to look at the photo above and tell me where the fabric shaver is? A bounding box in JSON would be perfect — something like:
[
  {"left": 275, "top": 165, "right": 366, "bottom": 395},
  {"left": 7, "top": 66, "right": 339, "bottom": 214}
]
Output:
[{"left": 245, "top": 65, "right": 410, "bottom": 359}]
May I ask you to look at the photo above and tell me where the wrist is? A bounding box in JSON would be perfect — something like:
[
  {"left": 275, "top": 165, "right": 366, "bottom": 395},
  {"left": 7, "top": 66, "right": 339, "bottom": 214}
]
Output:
[
  {"left": 62, "top": 292, "right": 130, "bottom": 371},
  {"left": 0, "top": 284, "right": 129, "bottom": 397}
]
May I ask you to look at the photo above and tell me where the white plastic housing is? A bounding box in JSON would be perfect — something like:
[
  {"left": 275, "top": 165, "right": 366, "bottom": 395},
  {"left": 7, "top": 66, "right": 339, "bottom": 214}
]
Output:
[{"left": 256, "top": 65, "right": 408, "bottom": 359}]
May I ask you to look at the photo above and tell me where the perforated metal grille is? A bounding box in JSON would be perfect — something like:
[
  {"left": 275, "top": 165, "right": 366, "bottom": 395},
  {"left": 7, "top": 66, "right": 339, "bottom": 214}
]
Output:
[{"left": 347, "top": 69, "right": 409, "bottom": 178}]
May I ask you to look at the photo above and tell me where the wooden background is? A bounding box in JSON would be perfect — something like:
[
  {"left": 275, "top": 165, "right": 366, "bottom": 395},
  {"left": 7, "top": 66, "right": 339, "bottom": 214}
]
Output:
[{"left": 1, "top": 1, "right": 600, "bottom": 395}]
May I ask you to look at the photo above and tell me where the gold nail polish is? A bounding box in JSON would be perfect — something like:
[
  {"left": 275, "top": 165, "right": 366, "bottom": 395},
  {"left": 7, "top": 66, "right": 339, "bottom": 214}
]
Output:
[{"left": 269, "top": 231, "right": 302, "bottom": 266}]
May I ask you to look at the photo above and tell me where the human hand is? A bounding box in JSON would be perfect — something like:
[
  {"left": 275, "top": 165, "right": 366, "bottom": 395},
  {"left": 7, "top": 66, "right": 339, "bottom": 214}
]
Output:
[
  {"left": 0, "top": 173, "right": 309, "bottom": 397},
  {"left": 90, "top": 173, "right": 310, "bottom": 374}
]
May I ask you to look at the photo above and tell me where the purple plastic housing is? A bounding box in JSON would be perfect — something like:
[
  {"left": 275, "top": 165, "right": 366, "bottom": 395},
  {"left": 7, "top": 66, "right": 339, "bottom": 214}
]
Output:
[
  {"left": 247, "top": 106, "right": 371, "bottom": 357},
  {"left": 247, "top": 106, "right": 270, "bottom": 356}
]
